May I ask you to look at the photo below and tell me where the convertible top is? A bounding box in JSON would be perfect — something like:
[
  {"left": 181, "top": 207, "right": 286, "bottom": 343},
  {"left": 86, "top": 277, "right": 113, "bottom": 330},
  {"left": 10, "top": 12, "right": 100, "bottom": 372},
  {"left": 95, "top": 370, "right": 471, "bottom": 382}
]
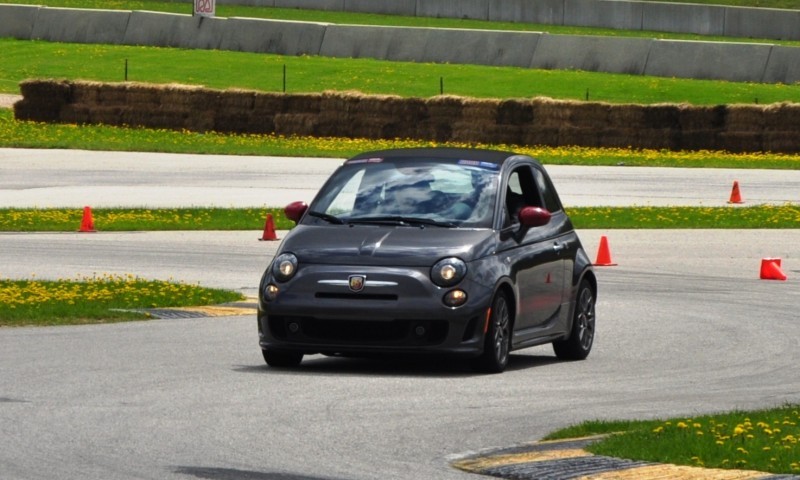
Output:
[{"left": 348, "top": 147, "right": 526, "bottom": 166}]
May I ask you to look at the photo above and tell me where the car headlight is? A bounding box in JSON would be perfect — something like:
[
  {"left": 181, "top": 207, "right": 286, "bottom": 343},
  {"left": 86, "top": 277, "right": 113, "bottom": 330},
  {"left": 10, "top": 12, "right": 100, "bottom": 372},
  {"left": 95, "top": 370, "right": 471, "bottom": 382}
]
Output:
[
  {"left": 271, "top": 253, "right": 298, "bottom": 282},
  {"left": 431, "top": 257, "right": 467, "bottom": 287}
]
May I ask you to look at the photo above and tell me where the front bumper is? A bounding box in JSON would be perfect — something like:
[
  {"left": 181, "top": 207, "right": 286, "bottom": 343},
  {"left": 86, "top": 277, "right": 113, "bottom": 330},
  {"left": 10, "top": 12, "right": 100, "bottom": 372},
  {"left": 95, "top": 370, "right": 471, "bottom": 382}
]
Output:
[{"left": 258, "top": 264, "right": 492, "bottom": 356}]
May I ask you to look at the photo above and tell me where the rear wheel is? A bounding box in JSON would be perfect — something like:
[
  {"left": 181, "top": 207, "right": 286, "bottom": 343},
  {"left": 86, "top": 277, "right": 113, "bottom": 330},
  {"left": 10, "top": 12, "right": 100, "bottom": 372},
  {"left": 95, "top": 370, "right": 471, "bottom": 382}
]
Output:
[
  {"left": 553, "top": 279, "right": 595, "bottom": 360},
  {"left": 471, "top": 292, "right": 511, "bottom": 374},
  {"left": 262, "top": 349, "right": 304, "bottom": 367}
]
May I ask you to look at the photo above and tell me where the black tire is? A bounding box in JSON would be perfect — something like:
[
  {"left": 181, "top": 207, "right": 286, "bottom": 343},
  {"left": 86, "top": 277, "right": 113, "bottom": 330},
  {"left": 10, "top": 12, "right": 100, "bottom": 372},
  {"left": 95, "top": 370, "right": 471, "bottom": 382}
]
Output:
[
  {"left": 262, "top": 349, "right": 304, "bottom": 367},
  {"left": 553, "top": 279, "right": 595, "bottom": 360},
  {"left": 471, "top": 292, "right": 512, "bottom": 374}
]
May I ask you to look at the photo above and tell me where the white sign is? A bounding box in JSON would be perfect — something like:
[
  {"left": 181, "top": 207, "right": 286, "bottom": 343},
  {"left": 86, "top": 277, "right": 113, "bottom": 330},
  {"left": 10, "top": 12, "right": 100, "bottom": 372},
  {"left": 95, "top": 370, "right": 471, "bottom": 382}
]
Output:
[{"left": 194, "top": 0, "right": 215, "bottom": 17}]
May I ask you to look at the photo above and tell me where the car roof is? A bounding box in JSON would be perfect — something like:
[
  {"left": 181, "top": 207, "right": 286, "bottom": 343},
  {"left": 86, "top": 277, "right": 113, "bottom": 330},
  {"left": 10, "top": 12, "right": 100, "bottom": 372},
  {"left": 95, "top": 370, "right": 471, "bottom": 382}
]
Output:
[{"left": 347, "top": 147, "right": 529, "bottom": 166}]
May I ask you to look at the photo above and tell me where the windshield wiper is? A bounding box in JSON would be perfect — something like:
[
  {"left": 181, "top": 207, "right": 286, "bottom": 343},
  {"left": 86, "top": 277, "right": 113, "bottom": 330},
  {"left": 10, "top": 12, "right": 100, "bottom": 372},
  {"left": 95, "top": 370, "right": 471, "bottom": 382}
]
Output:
[
  {"left": 307, "top": 210, "right": 345, "bottom": 225},
  {"left": 348, "top": 216, "right": 456, "bottom": 228}
]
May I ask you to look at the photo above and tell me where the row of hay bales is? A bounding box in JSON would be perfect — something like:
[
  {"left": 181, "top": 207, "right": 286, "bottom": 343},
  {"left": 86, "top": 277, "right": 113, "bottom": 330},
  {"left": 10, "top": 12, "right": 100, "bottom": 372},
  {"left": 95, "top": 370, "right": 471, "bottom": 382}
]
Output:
[{"left": 14, "top": 79, "right": 800, "bottom": 153}]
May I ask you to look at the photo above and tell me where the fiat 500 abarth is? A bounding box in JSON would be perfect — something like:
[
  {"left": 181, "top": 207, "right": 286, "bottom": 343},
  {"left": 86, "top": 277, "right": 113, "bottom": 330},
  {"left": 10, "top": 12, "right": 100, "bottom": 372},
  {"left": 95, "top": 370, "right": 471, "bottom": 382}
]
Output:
[{"left": 258, "top": 148, "right": 596, "bottom": 373}]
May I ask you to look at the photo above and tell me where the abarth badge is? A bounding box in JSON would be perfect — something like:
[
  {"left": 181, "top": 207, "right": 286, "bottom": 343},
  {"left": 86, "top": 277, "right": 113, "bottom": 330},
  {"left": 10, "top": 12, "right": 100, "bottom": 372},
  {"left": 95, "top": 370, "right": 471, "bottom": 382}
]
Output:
[{"left": 349, "top": 275, "right": 366, "bottom": 292}]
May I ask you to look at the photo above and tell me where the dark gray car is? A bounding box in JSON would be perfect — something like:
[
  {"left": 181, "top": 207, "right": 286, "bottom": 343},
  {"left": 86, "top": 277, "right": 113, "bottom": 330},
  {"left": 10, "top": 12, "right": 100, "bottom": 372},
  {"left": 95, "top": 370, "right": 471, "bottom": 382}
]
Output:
[{"left": 258, "top": 148, "right": 596, "bottom": 373}]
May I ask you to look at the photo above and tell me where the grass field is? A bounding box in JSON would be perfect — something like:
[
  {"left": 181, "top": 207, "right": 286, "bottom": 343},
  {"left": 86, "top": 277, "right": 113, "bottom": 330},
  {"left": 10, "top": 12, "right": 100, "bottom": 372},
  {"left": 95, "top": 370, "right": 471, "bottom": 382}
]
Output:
[{"left": 4, "top": 38, "right": 800, "bottom": 106}]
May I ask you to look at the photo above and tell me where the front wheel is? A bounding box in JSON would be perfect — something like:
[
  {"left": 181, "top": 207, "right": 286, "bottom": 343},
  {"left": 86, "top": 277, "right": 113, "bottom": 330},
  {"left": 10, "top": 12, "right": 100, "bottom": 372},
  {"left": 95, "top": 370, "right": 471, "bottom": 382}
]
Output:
[
  {"left": 553, "top": 279, "right": 595, "bottom": 360},
  {"left": 262, "top": 349, "right": 304, "bottom": 367},
  {"left": 471, "top": 292, "right": 512, "bottom": 374}
]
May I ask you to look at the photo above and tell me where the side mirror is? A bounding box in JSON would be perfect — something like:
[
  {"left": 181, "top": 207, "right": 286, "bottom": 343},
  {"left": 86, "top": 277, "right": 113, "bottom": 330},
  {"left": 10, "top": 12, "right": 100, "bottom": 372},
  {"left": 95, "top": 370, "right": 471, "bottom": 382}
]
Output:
[
  {"left": 518, "top": 206, "right": 551, "bottom": 228},
  {"left": 284, "top": 201, "right": 308, "bottom": 224}
]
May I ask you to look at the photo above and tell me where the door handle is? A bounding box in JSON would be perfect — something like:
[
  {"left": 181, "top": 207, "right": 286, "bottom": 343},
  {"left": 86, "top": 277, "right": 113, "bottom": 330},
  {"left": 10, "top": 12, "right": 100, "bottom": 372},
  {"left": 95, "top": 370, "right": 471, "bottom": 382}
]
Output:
[{"left": 553, "top": 242, "right": 568, "bottom": 253}]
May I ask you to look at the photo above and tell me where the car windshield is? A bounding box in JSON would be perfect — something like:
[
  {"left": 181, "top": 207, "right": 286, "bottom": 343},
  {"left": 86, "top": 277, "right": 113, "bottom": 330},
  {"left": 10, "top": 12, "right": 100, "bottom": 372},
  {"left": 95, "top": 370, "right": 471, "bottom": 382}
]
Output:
[{"left": 307, "top": 156, "right": 500, "bottom": 228}]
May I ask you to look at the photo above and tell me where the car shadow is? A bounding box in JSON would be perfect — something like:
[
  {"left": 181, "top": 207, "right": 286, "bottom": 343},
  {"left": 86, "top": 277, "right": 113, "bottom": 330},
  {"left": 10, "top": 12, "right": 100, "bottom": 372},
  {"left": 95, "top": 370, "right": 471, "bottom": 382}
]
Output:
[{"left": 233, "top": 352, "right": 562, "bottom": 378}]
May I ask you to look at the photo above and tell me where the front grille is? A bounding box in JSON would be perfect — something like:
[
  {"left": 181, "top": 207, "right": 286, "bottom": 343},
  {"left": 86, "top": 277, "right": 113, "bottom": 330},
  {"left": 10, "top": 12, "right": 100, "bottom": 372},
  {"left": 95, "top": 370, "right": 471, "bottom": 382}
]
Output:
[
  {"left": 315, "top": 292, "right": 398, "bottom": 301},
  {"left": 268, "top": 315, "right": 448, "bottom": 346}
]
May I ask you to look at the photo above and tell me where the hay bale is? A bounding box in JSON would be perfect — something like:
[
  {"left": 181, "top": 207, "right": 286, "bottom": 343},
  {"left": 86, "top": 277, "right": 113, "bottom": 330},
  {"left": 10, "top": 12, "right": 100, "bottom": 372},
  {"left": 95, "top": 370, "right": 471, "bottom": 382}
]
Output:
[
  {"left": 60, "top": 103, "right": 91, "bottom": 124},
  {"left": 285, "top": 94, "right": 322, "bottom": 114},
  {"left": 558, "top": 126, "right": 602, "bottom": 148},
  {"left": 13, "top": 100, "right": 61, "bottom": 122},
  {"left": 677, "top": 130, "right": 721, "bottom": 151},
  {"left": 608, "top": 103, "right": 647, "bottom": 127},
  {"left": 124, "top": 83, "right": 161, "bottom": 106},
  {"left": 531, "top": 97, "right": 572, "bottom": 128},
  {"left": 90, "top": 105, "right": 131, "bottom": 127},
  {"left": 220, "top": 89, "right": 257, "bottom": 111},
  {"left": 461, "top": 98, "right": 499, "bottom": 125},
  {"left": 725, "top": 104, "right": 765, "bottom": 132},
  {"left": 186, "top": 110, "right": 215, "bottom": 132},
  {"left": 97, "top": 84, "right": 128, "bottom": 105},
  {"left": 595, "top": 128, "right": 637, "bottom": 149},
  {"left": 353, "top": 93, "right": 406, "bottom": 116},
  {"left": 642, "top": 104, "right": 681, "bottom": 129},
  {"left": 678, "top": 104, "right": 726, "bottom": 130},
  {"left": 521, "top": 126, "right": 560, "bottom": 147},
  {"left": 253, "top": 92, "right": 288, "bottom": 113},
  {"left": 274, "top": 113, "right": 318, "bottom": 136},
  {"left": 567, "top": 102, "right": 611, "bottom": 129},
  {"left": 71, "top": 82, "right": 101, "bottom": 104},
  {"left": 763, "top": 102, "right": 800, "bottom": 130},
  {"left": 426, "top": 95, "right": 467, "bottom": 120},
  {"left": 763, "top": 132, "right": 800, "bottom": 153},
  {"left": 19, "top": 79, "right": 72, "bottom": 105},
  {"left": 451, "top": 120, "right": 498, "bottom": 144},
  {"left": 635, "top": 128, "right": 679, "bottom": 150},
  {"left": 717, "top": 132, "right": 764, "bottom": 153},
  {"left": 497, "top": 99, "right": 533, "bottom": 126}
]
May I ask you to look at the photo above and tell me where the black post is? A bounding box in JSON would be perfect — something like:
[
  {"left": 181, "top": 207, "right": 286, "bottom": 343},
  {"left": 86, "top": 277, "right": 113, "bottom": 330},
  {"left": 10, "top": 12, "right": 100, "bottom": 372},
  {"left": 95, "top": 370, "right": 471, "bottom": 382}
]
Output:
[
  {"left": 283, "top": 64, "right": 286, "bottom": 93},
  {"left": 125, "top": 59, "right": 128, "bottom": 81},
  {"left": 440, "top": 77, "right": 443, "bottom": 95},
  {"left": 585, "top": 89, "right": 589, "bottom": 101}
]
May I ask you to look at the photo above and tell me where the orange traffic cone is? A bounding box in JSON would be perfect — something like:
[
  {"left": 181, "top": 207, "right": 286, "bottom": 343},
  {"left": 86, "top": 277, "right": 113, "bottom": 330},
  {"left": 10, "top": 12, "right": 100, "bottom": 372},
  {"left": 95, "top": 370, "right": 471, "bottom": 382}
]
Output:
[
  {"left": 259, "top": 213, "right": 278, "bottom": 241},
  {"left": 78, "top": 206, "right": 96, "bottom": 233},
  {"left": 728, "top": 181, "right": 744, "bottom": 204},
  {"left": 760, "top": 258, "right": 787, "bottom": 281},
  {"left": 594, "top": 235, "right": 617, "bottom": 266}
]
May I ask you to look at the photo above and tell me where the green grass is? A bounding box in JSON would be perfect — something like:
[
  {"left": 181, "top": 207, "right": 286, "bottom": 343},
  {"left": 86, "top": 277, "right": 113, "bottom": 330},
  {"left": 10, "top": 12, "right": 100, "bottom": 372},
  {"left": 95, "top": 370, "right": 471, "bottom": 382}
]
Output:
[
  {"left": 0, "top": 207, "right": 291, "bottom": 231},
  {"left": 567, "top": 205, "right": 800, "bottom": 228},
  {"left": 544, "top": 405, "right": 800, "bottom": 474},
  {"left": 0, "top": 274, "right": 245, "bottom": 326},
  {"left": 4, "top": 38, "right": 800, "bottom": 105},
  {"left": 2, "top": 205, "right": 798, "bottom": 231},
  {"left": 4, "top": 0, "right": 800, "bottom": 46}
]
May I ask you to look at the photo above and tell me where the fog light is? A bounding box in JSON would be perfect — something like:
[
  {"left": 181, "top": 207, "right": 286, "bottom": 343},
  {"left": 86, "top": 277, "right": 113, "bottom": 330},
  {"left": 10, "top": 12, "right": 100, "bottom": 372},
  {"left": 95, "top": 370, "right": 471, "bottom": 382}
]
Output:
[
  {"left": 265, "top": 284, "right": 279, "bottom": 301},
  {"left": 443, "top": 289, "right": 467, "bottom": 307},
  {"left": 414, "top": 325, "right": 427, "bottom": 337},
  {"left": 288, "top": 322, "right": 300, "bottom": 334}
]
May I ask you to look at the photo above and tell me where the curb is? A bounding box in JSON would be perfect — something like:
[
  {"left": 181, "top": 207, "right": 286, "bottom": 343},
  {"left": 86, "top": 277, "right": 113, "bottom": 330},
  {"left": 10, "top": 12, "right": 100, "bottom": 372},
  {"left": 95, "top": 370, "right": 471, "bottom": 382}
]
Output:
[
  {"left": 142, "top": 299, "right": 257, "bottom": 319},
  {"left": 451, "top": 436, "right": 800, "bottom": 480}
]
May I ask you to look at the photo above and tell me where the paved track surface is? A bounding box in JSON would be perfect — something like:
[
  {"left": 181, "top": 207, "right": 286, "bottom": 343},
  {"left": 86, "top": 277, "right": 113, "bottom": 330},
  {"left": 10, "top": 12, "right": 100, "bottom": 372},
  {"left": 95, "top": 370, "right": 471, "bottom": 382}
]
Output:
[
  {"left": 3, "top": 148, "right": 800, "bottom": 208},
  {"left": 1, "top": 148, "right": 799, "bottom": 480}
]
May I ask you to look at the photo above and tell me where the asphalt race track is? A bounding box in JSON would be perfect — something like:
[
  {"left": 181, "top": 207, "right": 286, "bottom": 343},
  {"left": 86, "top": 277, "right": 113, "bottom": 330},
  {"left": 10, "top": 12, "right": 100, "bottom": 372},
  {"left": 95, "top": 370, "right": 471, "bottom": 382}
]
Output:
[{"left": 1, "top": 148, "right": 799, "bottom": 480}]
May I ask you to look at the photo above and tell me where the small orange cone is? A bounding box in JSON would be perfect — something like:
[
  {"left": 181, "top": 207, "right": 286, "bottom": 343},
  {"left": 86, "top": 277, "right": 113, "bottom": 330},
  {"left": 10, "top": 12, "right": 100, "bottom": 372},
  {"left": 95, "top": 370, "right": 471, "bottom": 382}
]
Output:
[
  {"left": 760, "top": 258, "right": 787, "bottom": 281},
  {"left": 594, "top": 235, "right": 617, "bottom": 266},
  {"left": 78, "top": 206, "right": 96, "bottom": 233},
  {"left": 728, "top": 181, "right": 744, "bottom": 204},
  {"left": 259, "top": 213, "right": 278, "bottom": 241}
]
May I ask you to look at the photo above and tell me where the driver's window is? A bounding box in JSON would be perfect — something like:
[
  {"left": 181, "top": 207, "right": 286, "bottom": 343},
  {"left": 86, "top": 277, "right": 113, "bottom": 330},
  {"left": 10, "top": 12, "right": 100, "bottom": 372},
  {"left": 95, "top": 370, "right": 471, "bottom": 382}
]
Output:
[{"left": 504, "top": 167, "right": 543, "bottom": 227}]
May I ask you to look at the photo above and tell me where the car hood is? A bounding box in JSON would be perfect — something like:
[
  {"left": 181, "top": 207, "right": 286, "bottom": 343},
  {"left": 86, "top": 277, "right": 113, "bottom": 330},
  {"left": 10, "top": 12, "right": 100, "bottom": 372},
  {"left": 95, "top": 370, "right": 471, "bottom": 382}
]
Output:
[{"left": 281, "top": 225, "right": 497, "bottom": 266}]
